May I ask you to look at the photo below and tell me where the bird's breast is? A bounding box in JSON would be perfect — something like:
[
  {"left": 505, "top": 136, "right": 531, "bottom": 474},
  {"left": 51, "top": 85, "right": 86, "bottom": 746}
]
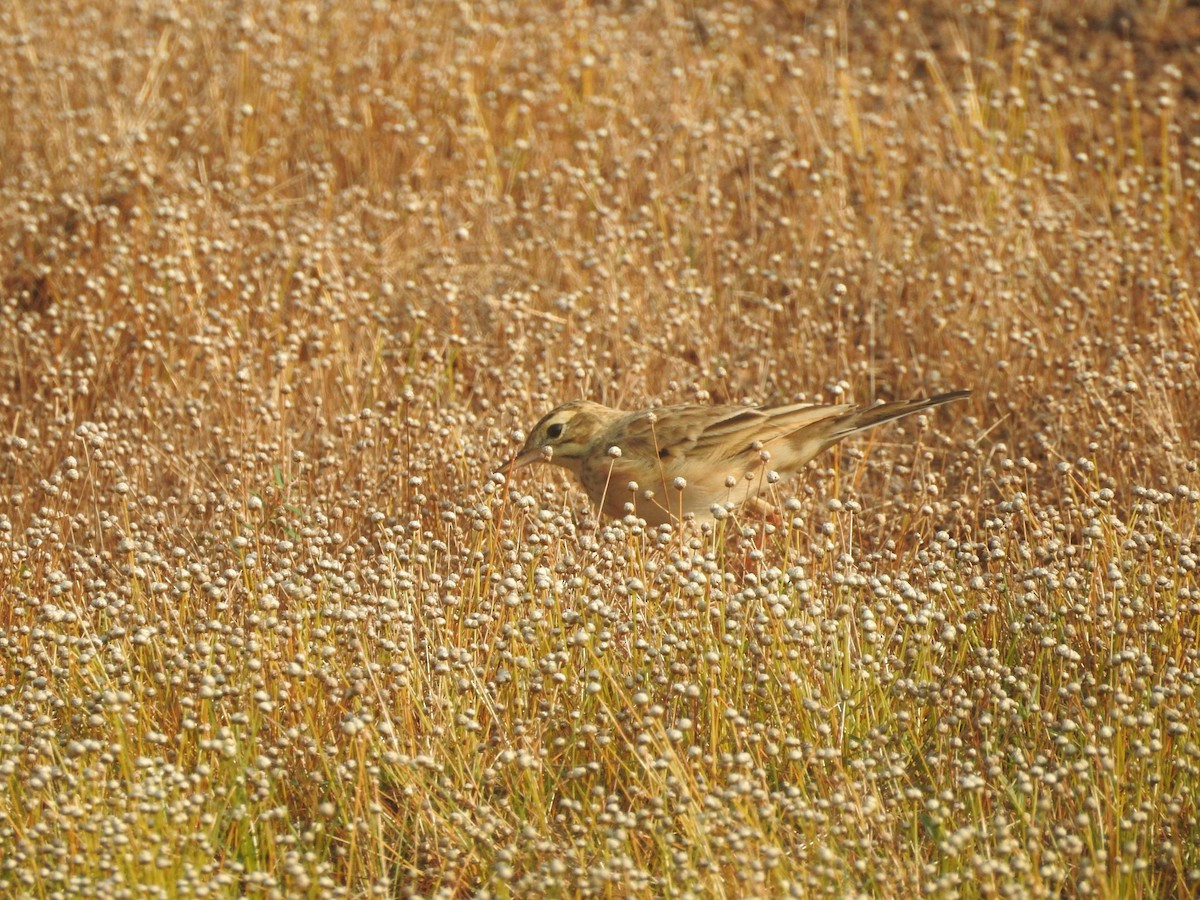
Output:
[{"left": 578, "top": 454, "right": 775, "bottom": 523}]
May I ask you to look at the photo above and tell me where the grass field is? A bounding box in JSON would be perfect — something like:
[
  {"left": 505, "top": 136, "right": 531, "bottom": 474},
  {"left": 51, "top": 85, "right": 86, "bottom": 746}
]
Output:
[{"left": 2, "top": 0, "right": 1200, "bottom": 896}]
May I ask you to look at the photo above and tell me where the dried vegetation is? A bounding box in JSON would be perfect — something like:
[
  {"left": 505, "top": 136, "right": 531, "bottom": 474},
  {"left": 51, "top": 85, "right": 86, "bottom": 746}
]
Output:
[{"left": 2, "top": 0, "right": 1200, "bottom": 896}]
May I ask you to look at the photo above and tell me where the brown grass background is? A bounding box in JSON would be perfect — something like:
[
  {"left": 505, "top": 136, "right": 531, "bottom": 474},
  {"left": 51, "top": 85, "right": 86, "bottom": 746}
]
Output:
[{"left": 2, "top": 0, "right": 1199, "bottom": 896}]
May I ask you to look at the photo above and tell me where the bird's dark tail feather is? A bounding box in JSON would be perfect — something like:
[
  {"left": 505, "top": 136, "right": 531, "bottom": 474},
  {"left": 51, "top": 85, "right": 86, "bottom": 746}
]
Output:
[{"left": 833, "top": 390, "right": 971, "bottom": 439}]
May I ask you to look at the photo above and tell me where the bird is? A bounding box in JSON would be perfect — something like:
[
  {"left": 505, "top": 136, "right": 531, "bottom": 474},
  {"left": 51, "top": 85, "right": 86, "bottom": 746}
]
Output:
[{"left": 502, "top": 390, "right": 970, "bottom": 526}]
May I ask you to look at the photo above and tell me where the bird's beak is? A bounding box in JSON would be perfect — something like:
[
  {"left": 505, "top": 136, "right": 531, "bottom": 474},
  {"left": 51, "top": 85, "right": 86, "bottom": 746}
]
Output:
[{"left": 500, "top": 446, "right": 552, "bottom": 472}]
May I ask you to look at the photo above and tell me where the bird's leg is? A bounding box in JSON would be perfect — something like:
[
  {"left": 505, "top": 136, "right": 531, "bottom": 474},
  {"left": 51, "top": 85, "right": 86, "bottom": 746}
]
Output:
[{"left": 741, "top": 497, "right": 780, "bottom": 522}]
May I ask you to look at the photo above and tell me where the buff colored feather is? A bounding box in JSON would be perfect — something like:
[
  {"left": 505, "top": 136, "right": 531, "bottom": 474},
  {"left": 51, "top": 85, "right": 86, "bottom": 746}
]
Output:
[{"left": 503, "top": 391, "right": 970, "bottom": 526}]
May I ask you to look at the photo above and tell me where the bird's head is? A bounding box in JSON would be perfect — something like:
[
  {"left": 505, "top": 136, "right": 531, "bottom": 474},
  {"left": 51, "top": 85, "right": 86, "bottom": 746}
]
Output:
[{"left": 504, "top": 401, "right": 611, "bottom": 474}]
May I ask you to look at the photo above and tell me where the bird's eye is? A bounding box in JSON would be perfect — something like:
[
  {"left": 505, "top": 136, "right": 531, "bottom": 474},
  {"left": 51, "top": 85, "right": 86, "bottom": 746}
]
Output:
[{"left": 546, "top": 423, "right": 564, "bottom": 440}]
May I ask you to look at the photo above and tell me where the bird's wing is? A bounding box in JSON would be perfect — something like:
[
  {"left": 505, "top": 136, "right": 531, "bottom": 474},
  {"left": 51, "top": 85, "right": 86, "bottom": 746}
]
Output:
[{"left": 614, "top": 402, "right": 856, "bottom": 465}]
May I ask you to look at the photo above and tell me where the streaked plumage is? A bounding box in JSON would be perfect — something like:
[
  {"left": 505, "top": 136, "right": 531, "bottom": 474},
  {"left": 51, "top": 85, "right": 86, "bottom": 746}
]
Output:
[{"left": 504, "top": 390, "right": 970, "bottom": 526}]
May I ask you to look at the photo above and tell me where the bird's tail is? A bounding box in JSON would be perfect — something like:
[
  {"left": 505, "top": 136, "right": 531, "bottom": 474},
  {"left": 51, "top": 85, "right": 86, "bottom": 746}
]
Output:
[{"left": 827, "top": 390, "right": 971, "bottom": 443}]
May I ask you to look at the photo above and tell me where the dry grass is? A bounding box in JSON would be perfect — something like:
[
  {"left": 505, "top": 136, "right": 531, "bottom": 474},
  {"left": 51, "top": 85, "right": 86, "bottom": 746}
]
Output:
[{"left": 2, "top": 0, "right": 1199, "bottom": 896}]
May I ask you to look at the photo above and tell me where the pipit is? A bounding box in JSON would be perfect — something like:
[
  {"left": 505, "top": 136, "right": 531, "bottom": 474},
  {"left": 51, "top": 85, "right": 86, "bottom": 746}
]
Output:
[{"left": 503, "top": 390, "right": 970, "bottom": 526}]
